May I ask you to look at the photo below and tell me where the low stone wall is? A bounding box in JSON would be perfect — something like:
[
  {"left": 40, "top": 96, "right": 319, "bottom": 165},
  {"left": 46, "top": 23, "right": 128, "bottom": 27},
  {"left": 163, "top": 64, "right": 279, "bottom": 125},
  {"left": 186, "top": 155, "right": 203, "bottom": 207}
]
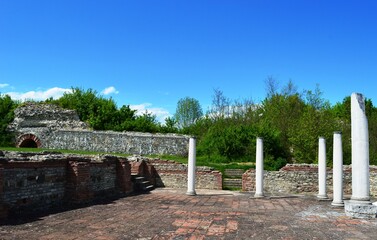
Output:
[
  {"left": 242, "top": 164, "right": 377, "bottom": 196},
  {"left": 142, "top": 158, "right": 223, "bottom": 190},
  {"left": 0, "top": 152, "right": 133, "bottom": 219},
  {"left": 0, "top": 152, "right": 223, "bottom": 220}
]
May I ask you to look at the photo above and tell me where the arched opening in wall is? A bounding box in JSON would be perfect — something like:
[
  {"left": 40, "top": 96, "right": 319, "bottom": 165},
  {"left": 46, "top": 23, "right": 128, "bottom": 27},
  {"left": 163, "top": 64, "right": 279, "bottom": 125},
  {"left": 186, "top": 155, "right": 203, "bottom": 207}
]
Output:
[
  {"left": 16, "top": 134, "right": 42, "bottom": 148},
  {"left": 19, "top": 139, "right": 38, "bottom": 148}
]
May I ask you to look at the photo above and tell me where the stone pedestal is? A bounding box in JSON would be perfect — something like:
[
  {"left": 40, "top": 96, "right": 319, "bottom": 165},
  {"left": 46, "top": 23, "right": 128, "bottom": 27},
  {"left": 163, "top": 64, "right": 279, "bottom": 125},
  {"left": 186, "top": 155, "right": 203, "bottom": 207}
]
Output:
[
  {"left": 317, "top": 137, "right": 328, "bottom": 199},
  {"left": 332, "top": 132, "right": 344, "bottom": 206},
  {"left": 345, "top": 201, "right": 377, "bottom": 218},
  {"left": 254, "top": 137, "right": 264, "bottom": 198},
  {"left": 186, "top": 137, "right": 197, "bottom": 196}
]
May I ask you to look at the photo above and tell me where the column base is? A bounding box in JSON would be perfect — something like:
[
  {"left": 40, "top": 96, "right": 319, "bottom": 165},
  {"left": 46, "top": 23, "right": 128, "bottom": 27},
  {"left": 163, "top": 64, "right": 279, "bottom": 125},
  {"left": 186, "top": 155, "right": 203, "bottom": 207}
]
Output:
[
  {"left": 186, "top": 191, "right": 197, "bottom": 196},
  {"left": 331, "top": 201, "right": 344, "bottom": 207},
  {"left": 317, "top": 194, "right": 329, "bottom": 199},
  {"left": 345, "top": 200, "right": 377, "bottom": 219},
  {"left": 254, "top": 193, "right": 264, "bottom": 198}
]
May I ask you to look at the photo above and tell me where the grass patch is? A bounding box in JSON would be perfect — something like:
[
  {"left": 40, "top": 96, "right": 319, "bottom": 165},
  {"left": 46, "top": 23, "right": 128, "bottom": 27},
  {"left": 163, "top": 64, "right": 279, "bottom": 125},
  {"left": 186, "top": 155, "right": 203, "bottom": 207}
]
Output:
[
  {"left": 222, "top": 186, "right": 242, "bottom": 191},
  {"left": 0, "top": 147, "right": 254, "bottom": 175},
  {"left": 0, "top": 147, "right": 131, "bottom": 157},
  {"left": 149, "top": 154, "right": 254, "bottom": 176}
]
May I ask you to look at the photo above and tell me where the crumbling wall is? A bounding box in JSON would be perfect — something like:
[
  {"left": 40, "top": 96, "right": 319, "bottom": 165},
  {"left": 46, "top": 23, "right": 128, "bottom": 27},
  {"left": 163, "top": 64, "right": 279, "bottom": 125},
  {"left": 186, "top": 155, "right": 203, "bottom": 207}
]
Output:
[
  {"left": 0, "top": 152, "right": 132, "bottom": 219},
  {"left": 147, "top": 158, "right": 223, "bottom": 190},
  {"left": 242, "top": 164, "right": 377, "bottom": 196},
  {"left": 9, "top": 103, "right": 191, "bottom": 156},
  {"left": 0, "top": 152, "right": 223, "bottom": 220},
  {"left": 43, "top": 130, "right": 190, "bottom": 156}
]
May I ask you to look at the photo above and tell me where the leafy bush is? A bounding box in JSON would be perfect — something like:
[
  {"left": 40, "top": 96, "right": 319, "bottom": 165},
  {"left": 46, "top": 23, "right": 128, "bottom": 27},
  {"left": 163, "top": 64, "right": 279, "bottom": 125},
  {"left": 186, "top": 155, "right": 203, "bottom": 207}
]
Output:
[{"left": 0, "top": 95, "right": 19, "bottom": 146}]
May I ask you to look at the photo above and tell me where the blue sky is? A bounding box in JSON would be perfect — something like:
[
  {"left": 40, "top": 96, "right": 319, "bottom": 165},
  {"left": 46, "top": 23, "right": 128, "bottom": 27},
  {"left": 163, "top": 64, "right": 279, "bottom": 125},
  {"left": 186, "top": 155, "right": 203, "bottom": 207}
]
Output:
[{"left": 1, "top": 1, "right": 377, "bottom": 122}]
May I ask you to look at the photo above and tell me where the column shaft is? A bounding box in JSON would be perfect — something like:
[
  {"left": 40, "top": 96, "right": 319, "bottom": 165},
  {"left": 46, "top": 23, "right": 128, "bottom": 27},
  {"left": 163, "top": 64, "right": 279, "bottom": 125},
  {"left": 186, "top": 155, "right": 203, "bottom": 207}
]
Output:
[
  {"left": 351, "top": 93, "right": 370, "bottom": 202},
  {"left": 332, "top": 132, "right": 344, "bottom": 206},
  {"left": 254, "top": 137, "right": 264, "bottom": 198},
  {"left": 186, "top": 137, "right": 197, "bottom": 196},
  {"left": 317, "top": 137, "right": 328, "bottom": 199}
]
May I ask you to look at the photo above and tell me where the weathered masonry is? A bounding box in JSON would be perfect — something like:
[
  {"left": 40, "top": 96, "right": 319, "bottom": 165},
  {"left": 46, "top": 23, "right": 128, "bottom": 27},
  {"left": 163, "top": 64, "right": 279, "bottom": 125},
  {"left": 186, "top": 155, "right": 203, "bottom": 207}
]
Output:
[
  {"left": 242, "top": 164, "right": 377, "bottom": 196},
  {"left": 8, "top": 103, "right": 190, "bottom": 156},
  {"left": 0, "top": 151, "right": 222, "bottom": 220}
]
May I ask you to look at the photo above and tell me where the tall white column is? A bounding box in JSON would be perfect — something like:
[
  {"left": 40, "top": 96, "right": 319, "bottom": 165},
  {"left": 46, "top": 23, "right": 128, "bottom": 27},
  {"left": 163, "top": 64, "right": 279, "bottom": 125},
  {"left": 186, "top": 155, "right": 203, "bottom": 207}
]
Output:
[
  {"left": 254, "top": 137, "right": 264, "bottom": 198},
  {"left": 351, "top": 93, "right": 370, "bottom": 202},
  {"left": 317, "top": 137, "right": 328, "bottom": 199},
  {"left": 186, "top": 137, "right": 197, "bottom": 196},
  {"left": 332, "top": 132, "right": 344, "bottom": 206}
]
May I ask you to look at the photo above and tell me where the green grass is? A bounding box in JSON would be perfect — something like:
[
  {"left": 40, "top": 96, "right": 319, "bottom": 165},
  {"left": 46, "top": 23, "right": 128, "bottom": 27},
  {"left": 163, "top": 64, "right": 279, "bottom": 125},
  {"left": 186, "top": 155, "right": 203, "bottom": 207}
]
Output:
[
  {"left": 0, "top": 147, "right": 131, "bottom": 157},
  {"left": 149, "top": 154, "right": 254, "bottom": 175},
  {"left": 0, "top": 147, "right": 254, "bottom": 175}
]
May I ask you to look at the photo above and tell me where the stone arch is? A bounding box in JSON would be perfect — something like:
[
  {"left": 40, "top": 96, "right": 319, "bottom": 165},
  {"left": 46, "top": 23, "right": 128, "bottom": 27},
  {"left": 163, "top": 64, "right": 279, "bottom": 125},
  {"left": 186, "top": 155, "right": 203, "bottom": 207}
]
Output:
[{"left": 16, "top": 134, "right": 42, "bottom": 148}]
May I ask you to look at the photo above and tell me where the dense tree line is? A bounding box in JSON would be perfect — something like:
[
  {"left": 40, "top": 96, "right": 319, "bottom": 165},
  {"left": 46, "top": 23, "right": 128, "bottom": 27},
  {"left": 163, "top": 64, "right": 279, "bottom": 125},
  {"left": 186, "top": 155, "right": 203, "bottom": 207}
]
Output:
[
  {"left": 175, "top": 79, "right": 377, "bottom": 169},
  {"left": 1, "top": 81, "right": 377, "bottom": 169}
]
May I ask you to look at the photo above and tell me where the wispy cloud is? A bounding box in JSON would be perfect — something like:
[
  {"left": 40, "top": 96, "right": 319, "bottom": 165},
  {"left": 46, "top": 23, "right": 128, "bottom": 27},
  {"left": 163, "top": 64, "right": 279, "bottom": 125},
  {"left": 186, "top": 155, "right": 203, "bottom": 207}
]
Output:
[
  {"left": 130, "top": 103, "right": 171, "bottom": 123},
  {"left": 0, "top": 83, "right": 10, "bottom": 88},
  {"left": 101, "top": 86, "right": 119, "bottom": 95},
  {"left": 5, "top": 87, "right": 72, "bottom": 101}
]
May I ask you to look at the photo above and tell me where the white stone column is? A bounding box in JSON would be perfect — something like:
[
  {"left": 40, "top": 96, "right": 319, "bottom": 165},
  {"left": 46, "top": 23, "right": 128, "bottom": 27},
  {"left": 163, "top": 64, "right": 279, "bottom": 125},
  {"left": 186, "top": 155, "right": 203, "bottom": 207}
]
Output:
[
  {"left": 317, "top": 137, "right": 328, "bottom": 199},
  {"left": 186, "top": 137, "right": 197, "bottom": 196},
  {"left": 351, "top": 93, "right": 370, "bottom": 203},
  {"left": 254, "top": 137, "right": 264, "bottom": 198},
  {"left": 332, "top": 131, "right": 344, "bottom": 206}
]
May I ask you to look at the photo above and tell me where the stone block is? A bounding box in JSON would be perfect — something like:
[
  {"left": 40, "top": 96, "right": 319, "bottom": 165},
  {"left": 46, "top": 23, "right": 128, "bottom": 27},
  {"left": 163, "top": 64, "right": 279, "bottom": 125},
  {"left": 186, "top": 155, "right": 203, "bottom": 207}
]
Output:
[{"left": 344, "top": 201, "right": 377, "bottom": 219}]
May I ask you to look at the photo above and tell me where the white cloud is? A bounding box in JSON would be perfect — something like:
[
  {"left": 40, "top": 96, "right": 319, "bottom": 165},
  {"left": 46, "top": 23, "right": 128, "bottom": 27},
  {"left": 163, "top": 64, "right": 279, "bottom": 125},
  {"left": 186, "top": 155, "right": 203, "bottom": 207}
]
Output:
[
  {"left": 101, "top": 86, "right": 119, "bottom": 95},
  {"left": 5, "top": 87, "right": 72, "bottom": 101},
  {"left": 0, "top": 83, "right": 10, "bottom": 88},
  {"left": 130, "top": 103, "right": 171, "bottom": 123}
]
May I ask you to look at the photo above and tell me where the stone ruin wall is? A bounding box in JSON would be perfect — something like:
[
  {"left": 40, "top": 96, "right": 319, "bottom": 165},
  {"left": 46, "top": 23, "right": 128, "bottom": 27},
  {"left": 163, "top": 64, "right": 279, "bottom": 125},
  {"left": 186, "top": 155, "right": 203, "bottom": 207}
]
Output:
[
  {"left": 0, "top": 152, "right": 222, "bottom": 220},
  {"left": 0, "top": 152, "right": 133, "bottom": 219},
  {"left": 42, "top": 130, "right": 190, "bottom": 156},
  {"left": 126, "top": 155, "right": 222, "bottom": 190},
  {"left": 9, "top": 103, "right": 190, "bottom": 156},
  {"left": 146, "top": 158, "right": 222, "bottom": 190},
  {"left": 242, "top": 164, "right": 377, "bottom": 196}
]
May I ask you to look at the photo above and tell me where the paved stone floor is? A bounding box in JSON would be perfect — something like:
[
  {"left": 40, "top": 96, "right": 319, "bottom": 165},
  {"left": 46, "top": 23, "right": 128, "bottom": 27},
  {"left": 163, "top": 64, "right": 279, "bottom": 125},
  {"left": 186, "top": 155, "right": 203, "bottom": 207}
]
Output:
[{"left": 1, "top": 189, "right": 377, "bottom": 239}]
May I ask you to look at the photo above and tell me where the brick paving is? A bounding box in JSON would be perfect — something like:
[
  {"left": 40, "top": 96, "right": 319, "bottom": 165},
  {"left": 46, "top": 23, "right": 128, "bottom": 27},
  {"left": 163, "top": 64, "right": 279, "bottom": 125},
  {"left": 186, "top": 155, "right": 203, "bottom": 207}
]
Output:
[{"left": 1, "top": 189, "right": 377, "bottom": 239}]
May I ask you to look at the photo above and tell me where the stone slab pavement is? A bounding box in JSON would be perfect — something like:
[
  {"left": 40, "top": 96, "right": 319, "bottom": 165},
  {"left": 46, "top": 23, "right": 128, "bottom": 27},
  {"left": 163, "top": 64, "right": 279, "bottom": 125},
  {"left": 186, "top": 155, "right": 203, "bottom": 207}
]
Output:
[{"left": 1, "top": 188, "right": 377, "bottom": 239}]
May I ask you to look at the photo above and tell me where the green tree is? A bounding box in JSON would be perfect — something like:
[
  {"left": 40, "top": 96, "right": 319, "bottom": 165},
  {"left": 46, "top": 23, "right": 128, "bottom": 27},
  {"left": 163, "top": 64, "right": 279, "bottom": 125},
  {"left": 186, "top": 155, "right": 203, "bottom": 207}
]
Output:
[
  {"left": 53, "top": 87, "right": 127, "bottom": 130},
  {"left": 174, "top": 97, "right": 203, "bottom": 129},
  {"left": 0, "top": 94, "right": 19, "bottom": 146},
  {"left": 208, "top": 88, "right": 231, "bottom": 120},
  {"left": 159, "top": 117, "right": 178, "bottom": 133},
  {"left": 132, "top": 111, "right": 159, "bottom": 133},
  {"left": 258, "top": 80, "right": 306, "bottom": 161}
]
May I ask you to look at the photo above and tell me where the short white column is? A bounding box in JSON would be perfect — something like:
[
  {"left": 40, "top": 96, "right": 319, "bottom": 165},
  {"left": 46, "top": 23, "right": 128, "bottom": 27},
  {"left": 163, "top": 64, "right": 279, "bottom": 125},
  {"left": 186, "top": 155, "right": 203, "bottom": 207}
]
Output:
[
  {"left": 317, "top": 137, "right": 328, "bottom": 199},
  {"left": 186, "top": 137, "right": 197, "bottom": 196},
  {"left": 332, "top": 132, "right": 344, "bottom": 206},
  {"left": 254, "top": 137, "right": 264, "bottom": 198},
  {"left": 351, "top": 93, "right": 370, "bottom": 203}
]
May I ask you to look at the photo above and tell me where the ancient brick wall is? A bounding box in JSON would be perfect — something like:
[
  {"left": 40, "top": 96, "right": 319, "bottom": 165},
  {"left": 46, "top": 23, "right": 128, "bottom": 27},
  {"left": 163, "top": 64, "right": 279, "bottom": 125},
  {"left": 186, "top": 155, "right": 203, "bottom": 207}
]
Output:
[
  {"left": 242, "top": 164, "right": 377, "bottom": 196},
  {"left": 2, "top": 161, "right": 66, "bottom": 213},
  {"left": 89, "top": 163, "right": 117, "bottom": 195},
  {"left": 148, "top": 159, "right": 222, "bottom": 190},
  {"left": 0, "top": 152, "right": 133, "bottom": 219},
  {"left": 0, "top": 152, "right": 222, "bottom": 220}
]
